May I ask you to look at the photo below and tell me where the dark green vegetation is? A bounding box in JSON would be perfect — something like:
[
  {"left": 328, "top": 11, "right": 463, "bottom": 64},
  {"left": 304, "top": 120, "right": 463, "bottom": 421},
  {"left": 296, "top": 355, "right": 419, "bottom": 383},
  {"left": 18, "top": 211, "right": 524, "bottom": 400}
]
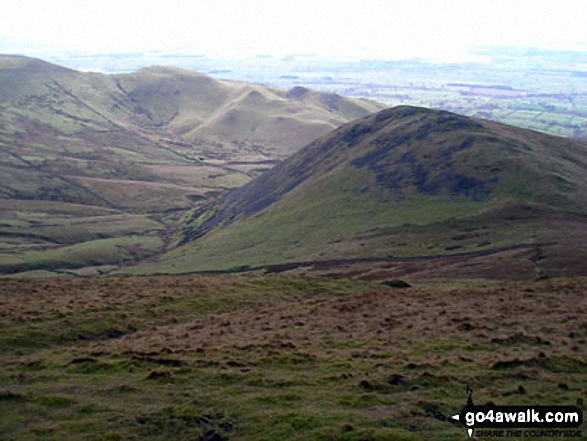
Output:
[
  {"left": 1, "top": 275, "right": 585, "bottom": 440},
  {"left": 0, "top": 55, "right": 382, "bottom": 276},
  {"left": 130, "top": 106, "right": 587, "bottom": 276}
]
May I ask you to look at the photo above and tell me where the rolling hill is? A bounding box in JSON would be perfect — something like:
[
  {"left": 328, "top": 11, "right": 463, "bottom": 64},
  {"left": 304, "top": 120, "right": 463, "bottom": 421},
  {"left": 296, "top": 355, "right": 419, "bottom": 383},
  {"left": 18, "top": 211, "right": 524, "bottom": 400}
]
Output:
[
  {"left": 128, "top": 106, "right": 587, "bottom": 278},
  {"left": 0, "top": 55, "right": 383, "bottom": 276}
]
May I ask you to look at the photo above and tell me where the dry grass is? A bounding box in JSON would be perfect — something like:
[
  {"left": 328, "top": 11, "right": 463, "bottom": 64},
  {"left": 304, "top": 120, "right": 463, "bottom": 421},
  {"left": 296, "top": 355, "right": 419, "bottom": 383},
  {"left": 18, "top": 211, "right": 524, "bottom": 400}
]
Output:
[{"left": 0, "top": 275, "right": 585, "bottom": 440}]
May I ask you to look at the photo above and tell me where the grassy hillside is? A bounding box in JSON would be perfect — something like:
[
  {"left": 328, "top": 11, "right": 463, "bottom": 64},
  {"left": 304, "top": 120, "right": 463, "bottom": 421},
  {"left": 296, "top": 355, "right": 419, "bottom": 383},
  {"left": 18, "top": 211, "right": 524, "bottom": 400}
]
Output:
[
  {"left": 0, "top": 55, "right": 383, "bottom": 276},
  {"left": 129, "top": 106, "right": 587, "bottom": 276}
]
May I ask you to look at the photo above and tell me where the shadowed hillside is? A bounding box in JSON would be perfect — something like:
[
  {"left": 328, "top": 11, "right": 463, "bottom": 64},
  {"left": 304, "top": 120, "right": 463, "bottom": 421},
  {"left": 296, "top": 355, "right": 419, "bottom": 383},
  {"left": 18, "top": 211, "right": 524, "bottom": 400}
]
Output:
[{"left": 128, "top": 106, "right": 587, "bottom": 277}]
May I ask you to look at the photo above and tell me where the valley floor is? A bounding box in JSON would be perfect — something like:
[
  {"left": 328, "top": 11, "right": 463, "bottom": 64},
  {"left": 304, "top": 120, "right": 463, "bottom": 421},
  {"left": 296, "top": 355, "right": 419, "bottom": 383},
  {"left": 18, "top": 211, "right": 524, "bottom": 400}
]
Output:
[{"left": 1, "top": 274, "right": 585, "bottom": 440}]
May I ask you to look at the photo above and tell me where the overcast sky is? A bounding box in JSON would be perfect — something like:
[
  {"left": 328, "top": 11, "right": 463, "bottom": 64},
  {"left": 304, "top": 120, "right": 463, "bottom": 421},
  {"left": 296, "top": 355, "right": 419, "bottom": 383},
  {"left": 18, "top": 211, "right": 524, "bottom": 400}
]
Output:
[{"left": 1, "top": 0, "right": 587, "bottom": 61}]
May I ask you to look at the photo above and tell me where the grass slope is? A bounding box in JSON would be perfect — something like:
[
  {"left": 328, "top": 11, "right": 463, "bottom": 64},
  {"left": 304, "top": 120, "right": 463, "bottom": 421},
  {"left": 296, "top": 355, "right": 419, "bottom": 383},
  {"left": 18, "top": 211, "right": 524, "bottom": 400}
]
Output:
[{"left": 129, "top": 106, "right": 587, "bottom": 275}]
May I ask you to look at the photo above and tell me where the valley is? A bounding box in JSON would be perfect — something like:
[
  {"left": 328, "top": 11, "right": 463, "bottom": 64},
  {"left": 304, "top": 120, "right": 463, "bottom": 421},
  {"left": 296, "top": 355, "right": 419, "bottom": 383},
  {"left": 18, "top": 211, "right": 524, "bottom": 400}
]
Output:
[{"left": 0, "top": 55, "right": 381, "bottom": 276}]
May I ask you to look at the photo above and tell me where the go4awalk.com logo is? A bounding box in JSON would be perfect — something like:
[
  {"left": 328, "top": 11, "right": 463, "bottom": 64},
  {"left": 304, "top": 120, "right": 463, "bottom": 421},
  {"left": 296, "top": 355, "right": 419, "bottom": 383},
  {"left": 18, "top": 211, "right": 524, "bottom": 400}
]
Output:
[{"left": 452, "top": 387, "right": 583, "bottom": 438}]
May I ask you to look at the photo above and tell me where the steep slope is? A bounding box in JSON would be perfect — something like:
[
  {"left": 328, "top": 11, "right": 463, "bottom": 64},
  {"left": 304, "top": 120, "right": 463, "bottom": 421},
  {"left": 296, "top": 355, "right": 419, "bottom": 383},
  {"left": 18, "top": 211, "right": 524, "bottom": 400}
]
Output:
[
  {"left": 0, "top": 55, "right": 383, "bottom": 276},
  {"left": 129, "top": 106, "right": 587, "bottom": 276}
]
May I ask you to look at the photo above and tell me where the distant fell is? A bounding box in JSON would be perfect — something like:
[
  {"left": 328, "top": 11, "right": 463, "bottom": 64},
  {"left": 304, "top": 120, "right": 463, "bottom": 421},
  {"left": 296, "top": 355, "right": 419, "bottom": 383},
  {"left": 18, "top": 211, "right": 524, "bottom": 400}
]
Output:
[{"left": 0, "top": 55, "right": 383, "bottom": 161}]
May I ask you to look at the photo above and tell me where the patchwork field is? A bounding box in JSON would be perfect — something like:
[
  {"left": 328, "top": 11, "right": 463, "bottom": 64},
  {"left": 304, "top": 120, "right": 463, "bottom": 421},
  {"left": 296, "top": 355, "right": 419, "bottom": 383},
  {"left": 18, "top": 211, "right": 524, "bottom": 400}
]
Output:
[{"left": 1, "top": 275, "right": 585, "bottom": 440}]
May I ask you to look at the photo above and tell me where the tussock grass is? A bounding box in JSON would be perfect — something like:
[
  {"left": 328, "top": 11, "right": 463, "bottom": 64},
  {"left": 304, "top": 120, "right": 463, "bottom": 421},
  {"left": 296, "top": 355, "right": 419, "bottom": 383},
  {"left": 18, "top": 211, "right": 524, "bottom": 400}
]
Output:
[{"left": 1, "top": 275, "right": 585, "bottom": 440}]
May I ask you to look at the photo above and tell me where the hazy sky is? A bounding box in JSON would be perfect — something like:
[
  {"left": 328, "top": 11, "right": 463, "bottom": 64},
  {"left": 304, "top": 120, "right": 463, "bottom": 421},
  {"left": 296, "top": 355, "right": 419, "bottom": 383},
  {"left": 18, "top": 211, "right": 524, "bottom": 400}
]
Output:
[{"left": 1, "top": 0, "right": 587, "bottom": 61}]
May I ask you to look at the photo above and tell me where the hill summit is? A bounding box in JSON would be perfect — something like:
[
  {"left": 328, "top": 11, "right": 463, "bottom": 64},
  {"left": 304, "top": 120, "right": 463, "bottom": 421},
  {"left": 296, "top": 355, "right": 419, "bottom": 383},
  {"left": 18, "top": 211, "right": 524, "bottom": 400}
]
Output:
[{"left": 130, "top": 106, "right": 587, "bottom": 278}]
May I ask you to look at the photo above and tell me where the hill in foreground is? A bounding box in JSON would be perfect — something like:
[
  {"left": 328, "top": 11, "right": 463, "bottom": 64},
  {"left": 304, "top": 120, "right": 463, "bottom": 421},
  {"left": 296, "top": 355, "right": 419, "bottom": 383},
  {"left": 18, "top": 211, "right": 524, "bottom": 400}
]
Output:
[
  {"left": 0, "top": 55, "right": 382, "bottom": 276},
  {"left": 128, "top": 106, "right": 587, "bottom": 279}
]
